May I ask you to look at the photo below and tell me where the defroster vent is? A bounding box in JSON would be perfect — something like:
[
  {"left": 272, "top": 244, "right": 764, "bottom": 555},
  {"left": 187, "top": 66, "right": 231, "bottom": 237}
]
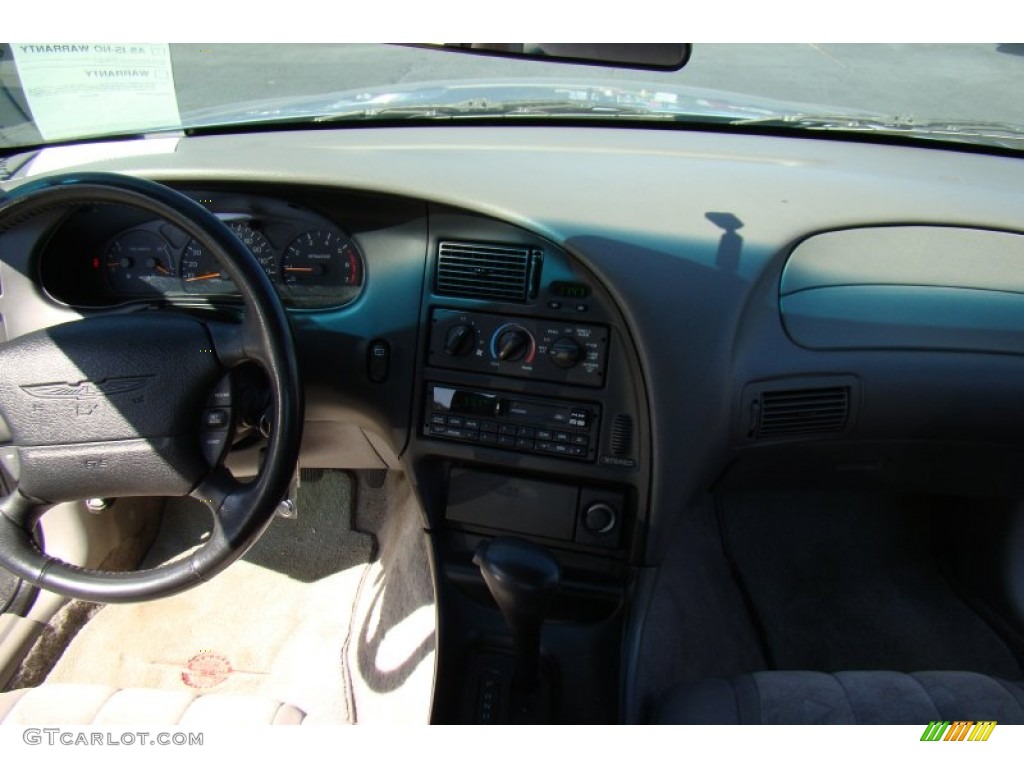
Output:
[{"left": 436, "top": 241, "right": 542, "bottom": 302}]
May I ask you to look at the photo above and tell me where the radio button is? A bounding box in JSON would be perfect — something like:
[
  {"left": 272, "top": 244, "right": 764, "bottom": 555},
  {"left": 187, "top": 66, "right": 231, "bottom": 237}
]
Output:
[
  {"left": 464, "top": 418, "right": 481, "bottom": 430},
  {"left": 499, "top": 425, "right": 518, "bottom": 436},
  {"left": 536, "top": 441, "right": 557, "bottom": 453},
  {"left": 430, "top": 414, "right": 446, "bottom": 426},
  {"left": 554, "top": 432, "right": 570, "bottom": 443},
  {"left": 478, "top": 432, "right": 497, "bottom": 444},
  {"left": 568, "top": 445, "right": 586, "bottom": 457},
  {"left": 536, "top": 429, "right": 554, "bottom": 441},
  {"left": 480, "top": 421, "right": 499, "bottom": 433},
  {"left": 497, "top": 435, "right": 516, "bottom": 448},
  {"left": 571, "top": 434, "right": 589, "bottom": 447},
  {"left": 447, "top": 416, "right": 464, "bottom": 427},
  {"left": 516, "top": 438, "right": 536, "bottom": 450},
  {"left": 517, "top": 426, "right": 535, "bottom": 438}
]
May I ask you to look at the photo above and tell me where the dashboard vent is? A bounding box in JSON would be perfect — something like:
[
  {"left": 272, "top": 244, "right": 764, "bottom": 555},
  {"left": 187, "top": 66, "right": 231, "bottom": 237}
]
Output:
[
  {"left": 751, "top": 386, "right": 850, "bottom": 438},
  {"left": 610, "top": 414, "right": 634, "bottom": 457},
  {"left": 436, "top": 241, "right": 541, "bottom": 302}
]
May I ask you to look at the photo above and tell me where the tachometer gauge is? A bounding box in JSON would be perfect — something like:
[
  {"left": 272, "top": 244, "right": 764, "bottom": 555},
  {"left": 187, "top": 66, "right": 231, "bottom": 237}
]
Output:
[
  {"left": 105, "top": 230, "right": 176, "bottom": 295},
  {"left": 282, "top": 229, "right": 363, "bottom": 290}
]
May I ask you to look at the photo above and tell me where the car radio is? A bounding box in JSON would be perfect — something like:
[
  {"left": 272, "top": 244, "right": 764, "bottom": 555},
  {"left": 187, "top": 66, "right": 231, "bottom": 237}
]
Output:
[{"left": 424, "top": 383, "right": 600, "bottom": 461}]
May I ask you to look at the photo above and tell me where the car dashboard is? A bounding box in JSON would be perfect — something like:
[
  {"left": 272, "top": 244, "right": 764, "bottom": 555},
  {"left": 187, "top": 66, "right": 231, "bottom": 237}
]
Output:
[{"left": 2, "top": 123, "right": 1024, "bottom": 723}]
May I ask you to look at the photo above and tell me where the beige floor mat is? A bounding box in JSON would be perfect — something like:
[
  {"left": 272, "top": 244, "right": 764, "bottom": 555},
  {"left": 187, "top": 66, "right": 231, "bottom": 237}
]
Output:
[
  {"left": 345, "top": 472, "right": 436, "bottom": 724},
  {"left": 44, "top": 472, "right": 374, "bottom": 724}
]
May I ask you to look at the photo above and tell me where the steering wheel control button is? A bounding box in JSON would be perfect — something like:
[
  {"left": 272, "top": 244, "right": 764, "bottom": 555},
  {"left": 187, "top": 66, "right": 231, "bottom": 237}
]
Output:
[
  {"left": 204, "top": 409, "right": 230, "bottom": 429},
  {"left": 428, "top": 309, "right": 608, "bottom": 387},
  {"left": 206, "top": 375, "right": 233, "bottom": 408},
  {"left": 200, "top": 374, "right": 234, "bottom": 465},
  {"left": 200, "top": 429, "right": 231, "bottom": 465}
]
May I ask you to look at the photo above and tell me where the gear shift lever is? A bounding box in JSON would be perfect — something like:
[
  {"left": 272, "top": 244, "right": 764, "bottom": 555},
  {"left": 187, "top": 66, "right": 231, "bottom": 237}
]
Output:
[{"left": 473, "top": 537, "right": 562, "bottom": 696}]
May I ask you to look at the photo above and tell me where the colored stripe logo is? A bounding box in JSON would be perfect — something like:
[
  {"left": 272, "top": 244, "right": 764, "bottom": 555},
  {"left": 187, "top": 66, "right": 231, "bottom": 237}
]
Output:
[{"left": 920, "top": 721, "right": 997, "bottom": 741}]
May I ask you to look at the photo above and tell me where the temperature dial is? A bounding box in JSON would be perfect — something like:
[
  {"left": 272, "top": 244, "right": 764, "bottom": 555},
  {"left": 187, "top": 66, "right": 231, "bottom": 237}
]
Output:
[{"left": 493, "top": 327, "right": 534, "bottom": 362}]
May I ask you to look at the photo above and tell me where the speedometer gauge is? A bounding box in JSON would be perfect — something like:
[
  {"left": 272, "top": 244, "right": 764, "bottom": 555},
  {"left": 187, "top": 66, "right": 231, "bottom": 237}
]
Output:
[
  {"left": 181, "top": 221, "right": 276, "bottom": 292},
  {"left": 282, "top": 229, "right": 363, "bottom": 289}
]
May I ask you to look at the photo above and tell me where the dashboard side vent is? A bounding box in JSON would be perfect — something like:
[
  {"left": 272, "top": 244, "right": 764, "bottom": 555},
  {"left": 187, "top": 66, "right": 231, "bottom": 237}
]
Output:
[
  {"left": 748, "top": 384, "right": 851, "bottom": 439},
  {"left": 610, "top": 414, "right": 634, "bottom": 457},
  {"left": 436, "top": 241, "right": 541, "bottom": 302}
]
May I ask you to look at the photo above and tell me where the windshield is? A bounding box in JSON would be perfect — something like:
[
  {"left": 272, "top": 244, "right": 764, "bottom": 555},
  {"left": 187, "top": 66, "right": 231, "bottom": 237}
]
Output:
[{"left": 2, "top": 43, "right": 1023, "bottom": 152}]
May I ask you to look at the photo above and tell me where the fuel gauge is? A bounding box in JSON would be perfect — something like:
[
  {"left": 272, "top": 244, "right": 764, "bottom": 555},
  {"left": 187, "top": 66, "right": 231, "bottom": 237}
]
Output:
[{"left": 105, "top": 230, "right": 176, "bottom": 295}]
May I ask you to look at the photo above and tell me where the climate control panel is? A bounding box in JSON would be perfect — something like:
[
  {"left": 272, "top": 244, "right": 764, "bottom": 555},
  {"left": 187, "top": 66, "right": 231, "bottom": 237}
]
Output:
[{"left": 428, "top": 308, "right": 609, "bottom": 387}]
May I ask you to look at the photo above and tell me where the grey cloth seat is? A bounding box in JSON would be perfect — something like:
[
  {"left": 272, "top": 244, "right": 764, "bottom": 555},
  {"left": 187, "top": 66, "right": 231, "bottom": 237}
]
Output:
[
  {"left": 654, "top": 670, "right": 1024, "bottom": 724},
  {"left": 0, "top": 684, "right": 306, "bottom": 725}
]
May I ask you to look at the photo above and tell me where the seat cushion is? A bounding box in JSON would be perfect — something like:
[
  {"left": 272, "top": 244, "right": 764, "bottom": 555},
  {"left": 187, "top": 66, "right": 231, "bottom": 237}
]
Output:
[
  {"left": 654, "top": 670, "right": 1024, "bottom": 724},
  {"left": 0, "top": 684, "right": 306, "bottom": 725}
]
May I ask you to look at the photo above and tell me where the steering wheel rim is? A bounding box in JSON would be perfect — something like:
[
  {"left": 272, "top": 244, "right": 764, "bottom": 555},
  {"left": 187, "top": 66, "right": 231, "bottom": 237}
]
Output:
[{"left": 0, "top": 172, "right": 303, "bottom": 602}]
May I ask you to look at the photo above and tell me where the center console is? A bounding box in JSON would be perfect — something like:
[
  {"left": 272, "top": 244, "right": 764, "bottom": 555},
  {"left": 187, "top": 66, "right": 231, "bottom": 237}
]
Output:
[{"left": 407, "top": 209, "right": 649, "bottom": 723}]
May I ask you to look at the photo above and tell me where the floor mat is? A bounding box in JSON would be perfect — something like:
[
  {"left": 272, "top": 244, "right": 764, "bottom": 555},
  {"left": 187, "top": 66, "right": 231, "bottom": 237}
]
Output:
[
  {"left": 0, "top": 567, "right": 19, "bottom": 615},
  {"left": 719, "top": 490, "right": 1022, "bottom": 677},
  {"left": 43, "top": 471, "right": 375, "bottom": 724}
]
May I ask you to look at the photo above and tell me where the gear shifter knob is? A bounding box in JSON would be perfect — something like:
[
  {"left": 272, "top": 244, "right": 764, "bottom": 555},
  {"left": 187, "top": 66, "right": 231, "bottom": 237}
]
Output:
[{"left": 474, "top": 537, "right": 562, "bottom": 695}]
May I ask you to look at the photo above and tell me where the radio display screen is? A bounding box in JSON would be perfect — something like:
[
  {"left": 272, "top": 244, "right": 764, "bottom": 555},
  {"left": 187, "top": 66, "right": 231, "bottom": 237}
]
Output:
[{"left": 432, "top": 386, "right": 499, "bottom": 417}]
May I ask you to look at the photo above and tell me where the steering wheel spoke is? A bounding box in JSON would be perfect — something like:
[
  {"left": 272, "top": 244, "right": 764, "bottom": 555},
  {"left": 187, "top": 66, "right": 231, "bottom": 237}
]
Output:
[
  {"left": 206, "top": 317, "right": 262, "bottom": 368},
  {"left": 0, "top": 488, "right": 49, "bottom": 531}
]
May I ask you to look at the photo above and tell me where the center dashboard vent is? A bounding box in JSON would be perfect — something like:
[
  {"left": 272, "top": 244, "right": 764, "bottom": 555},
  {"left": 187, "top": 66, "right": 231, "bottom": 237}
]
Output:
[
  {"left": 436, "top": 241, "right": 542, "bottom": 302},
  {"left": 744, "top": 378, "right": 857, "bottom": 440}
]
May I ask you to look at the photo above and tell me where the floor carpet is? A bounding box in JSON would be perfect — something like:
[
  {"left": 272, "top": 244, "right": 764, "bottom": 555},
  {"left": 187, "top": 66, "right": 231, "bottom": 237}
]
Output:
[{"left": 42, "top": 471, "right": 375, "bottom": 724}]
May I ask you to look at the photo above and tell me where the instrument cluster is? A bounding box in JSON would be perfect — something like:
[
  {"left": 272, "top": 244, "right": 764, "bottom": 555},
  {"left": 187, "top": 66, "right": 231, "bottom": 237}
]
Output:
[{"left": 39, "top": 189, "right": 365, "bottom": 310}]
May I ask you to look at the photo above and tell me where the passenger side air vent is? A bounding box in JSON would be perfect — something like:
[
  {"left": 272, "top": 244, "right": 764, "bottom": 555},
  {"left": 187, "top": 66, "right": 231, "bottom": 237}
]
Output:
[
  {"left": 436, "top": 241, "right": 542, "bottom": 302},
  {"left": 744, "top": 378, "right": 857, "bottom": 440}
]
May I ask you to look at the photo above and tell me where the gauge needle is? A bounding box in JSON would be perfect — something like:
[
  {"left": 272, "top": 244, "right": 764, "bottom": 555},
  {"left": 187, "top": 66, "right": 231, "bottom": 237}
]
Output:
[
  {"left": 186, "top": 272, "right": 222, "bottom": 282},
  {"left": 155, "top": 264, "right": 171, "bottom": 275},
  {"left": 284, "top": 267, "right": 315, "bottom": 273}
]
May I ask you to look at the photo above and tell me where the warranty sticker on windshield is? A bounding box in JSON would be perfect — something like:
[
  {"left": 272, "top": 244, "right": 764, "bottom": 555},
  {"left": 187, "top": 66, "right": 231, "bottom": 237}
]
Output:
[{"left": 10, "top": 44, "right": 180, "bottom": 143}]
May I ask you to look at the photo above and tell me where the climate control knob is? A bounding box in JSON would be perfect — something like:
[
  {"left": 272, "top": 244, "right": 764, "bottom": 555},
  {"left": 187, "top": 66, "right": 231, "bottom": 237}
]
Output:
[
  {"left": 548, "top": 337, "right": 583, "bottom": 369},
  {"left": 495, "top": 329, "right": 531, "bottom": 362},
  {"left": 444, "top": 324, "right": 477, "bottom": 357}
]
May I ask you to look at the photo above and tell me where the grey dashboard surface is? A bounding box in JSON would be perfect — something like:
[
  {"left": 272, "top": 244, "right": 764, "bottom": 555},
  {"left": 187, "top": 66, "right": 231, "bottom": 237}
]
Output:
[{"left": 4, "top": 126, "right": 1024, "bottom": 561}]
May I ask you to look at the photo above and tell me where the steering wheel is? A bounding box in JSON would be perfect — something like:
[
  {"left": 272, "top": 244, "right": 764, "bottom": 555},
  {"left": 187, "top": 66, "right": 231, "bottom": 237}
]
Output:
[{"left": 0, "top": 172, "right": 303, "bottom": 603}]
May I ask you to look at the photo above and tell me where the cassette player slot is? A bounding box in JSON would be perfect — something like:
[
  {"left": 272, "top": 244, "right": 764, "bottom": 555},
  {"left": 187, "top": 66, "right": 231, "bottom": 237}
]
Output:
[{"left": 425, "top": 383, "right": 599, "bottom": 462}]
